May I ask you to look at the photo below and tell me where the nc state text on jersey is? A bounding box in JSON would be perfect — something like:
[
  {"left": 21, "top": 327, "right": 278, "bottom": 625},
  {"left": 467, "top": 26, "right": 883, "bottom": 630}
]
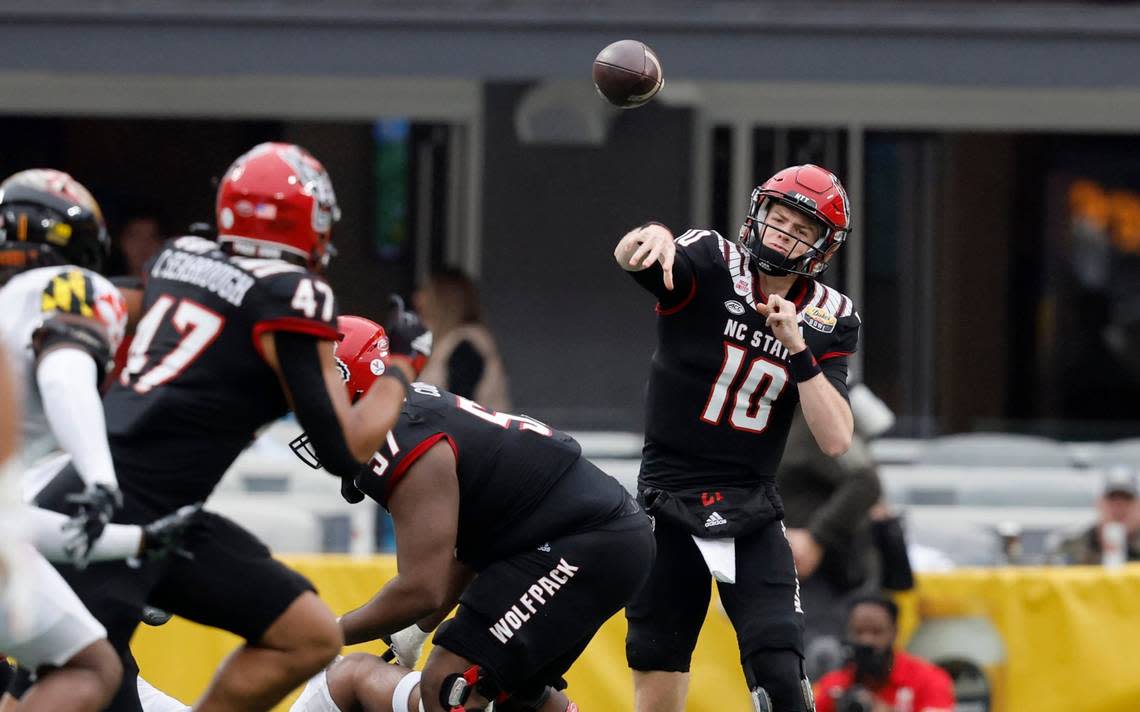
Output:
[
  {"left": 150, "top": 250, "right": 256, "bottom": 307},
  {"left": 723, "top": 318, "right": 795, "bottom": 361}
]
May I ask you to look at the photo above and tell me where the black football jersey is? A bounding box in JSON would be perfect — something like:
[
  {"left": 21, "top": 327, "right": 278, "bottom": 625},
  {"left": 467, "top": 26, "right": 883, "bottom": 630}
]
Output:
[
  {"left": 104, "top": 236, "right": 339, "bottom": 509},
  {"left": 631, "top": 229, "right": 860, "bottom": 490},
  {"left": 353, "top": 383, "right": 629, "bottom": 570}
]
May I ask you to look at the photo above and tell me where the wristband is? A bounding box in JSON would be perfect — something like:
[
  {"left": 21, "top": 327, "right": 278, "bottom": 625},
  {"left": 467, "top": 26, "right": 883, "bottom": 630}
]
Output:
[
  {"left": 380, "top": 362, "right": 411, "bottom": 390},
  {"left": 788, "top": 347, "right": 822, "bottom": 383}
]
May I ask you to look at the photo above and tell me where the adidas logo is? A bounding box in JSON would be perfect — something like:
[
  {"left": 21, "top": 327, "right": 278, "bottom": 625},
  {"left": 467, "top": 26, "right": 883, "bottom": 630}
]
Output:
[
  {"left": 704, "top": 512, "right": 727, "bottom": 528},
  {"left": 537, "top": 543, "right": 551, "bottom": 553}
]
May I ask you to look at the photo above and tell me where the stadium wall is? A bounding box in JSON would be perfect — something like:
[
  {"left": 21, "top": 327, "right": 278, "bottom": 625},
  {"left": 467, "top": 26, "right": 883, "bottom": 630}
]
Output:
[{"left": 133, "top": 556, "right": 1140, "bottom": 712}]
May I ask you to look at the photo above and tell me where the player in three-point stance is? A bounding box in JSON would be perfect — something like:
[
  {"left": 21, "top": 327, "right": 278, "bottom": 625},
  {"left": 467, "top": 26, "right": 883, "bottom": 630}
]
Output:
[{"left": 289, "top": 315, "right": 654, "bottom": 712}]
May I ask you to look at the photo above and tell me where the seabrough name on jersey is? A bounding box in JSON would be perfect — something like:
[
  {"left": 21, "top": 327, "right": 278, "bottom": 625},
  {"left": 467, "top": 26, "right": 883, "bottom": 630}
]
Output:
[
  {"left": 488, "top": 558, "right": 580, "bottom": 644},
  {"left": 150, "top": 250, "right": 256, "bottom": 307}
]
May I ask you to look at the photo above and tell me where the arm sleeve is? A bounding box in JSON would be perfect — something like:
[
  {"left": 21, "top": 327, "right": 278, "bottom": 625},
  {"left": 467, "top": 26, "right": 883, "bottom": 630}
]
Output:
[
  {"left": 274, "top": 331, "right": 365, "bottom": 480},
  {"left": 27, "top": 506, "right": 142, "bottom": 563},
  {"left": 446, "top": 340, "right": 484, "bottom": 399},
  {"left": 36, "top": 348, "right": 118, "bottom": 489}
]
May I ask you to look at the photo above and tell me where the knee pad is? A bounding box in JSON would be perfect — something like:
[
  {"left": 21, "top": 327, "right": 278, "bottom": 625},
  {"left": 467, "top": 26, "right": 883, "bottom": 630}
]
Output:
[
  {"left": 750, "top": 687, "right": 772, "bottom": 712},
  {"left": 438, "top": 665, "right": 508, "bottom": 711},
  {"left": 141, "top": 606, "right": 173, "bottom": 627},
  {"left": 392, "top": 670, "right": 422, "bottom": 712},
  {"left": 743, "top": 650, "right": 815, "bottom": 712}
]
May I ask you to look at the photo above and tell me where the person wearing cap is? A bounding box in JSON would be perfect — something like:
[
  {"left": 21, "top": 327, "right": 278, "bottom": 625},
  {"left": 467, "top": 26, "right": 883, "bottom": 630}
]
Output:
[{"left": 1052, "top": 466, "right": 1140, "bottom": 566}]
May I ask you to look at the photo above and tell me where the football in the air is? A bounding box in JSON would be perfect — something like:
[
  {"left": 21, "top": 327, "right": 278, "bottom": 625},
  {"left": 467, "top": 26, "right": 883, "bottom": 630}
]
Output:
[{"left": 592, "top": 39, "right": 664, "bottom": 109}]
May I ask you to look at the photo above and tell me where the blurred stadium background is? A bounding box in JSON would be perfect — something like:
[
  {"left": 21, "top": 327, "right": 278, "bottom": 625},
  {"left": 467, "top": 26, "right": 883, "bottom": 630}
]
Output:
[{"left": 6, "top": 1, "right": 1140, "bottom": 710}]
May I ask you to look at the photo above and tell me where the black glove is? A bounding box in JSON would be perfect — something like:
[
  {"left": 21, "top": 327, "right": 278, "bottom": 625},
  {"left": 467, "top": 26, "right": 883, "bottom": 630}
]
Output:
[
  {"left": 63, "top": 483, "right": 122, "bottom": 569},
  {"left": 386, "top": 295, "right": 432, "bottom": 374},
  {"left": 341, "top": 474, "right": 365, "bottom": 504},
  {"left": 141, "top": 503, "right": 204, "bottom": 561}
]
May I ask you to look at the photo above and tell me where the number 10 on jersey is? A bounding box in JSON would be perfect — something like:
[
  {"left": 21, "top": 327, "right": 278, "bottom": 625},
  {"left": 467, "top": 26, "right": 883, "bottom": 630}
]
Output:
[{"left": 700, "top": 343, "right": 788, "bottom": 433}]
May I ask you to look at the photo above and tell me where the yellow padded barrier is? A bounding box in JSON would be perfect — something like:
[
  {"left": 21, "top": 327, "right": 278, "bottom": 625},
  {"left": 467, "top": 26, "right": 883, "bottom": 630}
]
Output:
[
  {"left": 133, "top": 557, "right": 1140, "bottom": 711},
  {"left": 132, "top": 555, "right": 752, "bottom": 711}
]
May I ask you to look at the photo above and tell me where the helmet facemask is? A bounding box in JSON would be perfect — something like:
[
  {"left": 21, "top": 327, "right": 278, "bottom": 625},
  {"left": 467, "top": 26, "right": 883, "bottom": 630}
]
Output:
[
  {"left": 288, "top": 315, "right": 389, "bottom": 470},
  {"left": 737, "top": 191, "right": 846, "bottom": 278},
  {"left": 290, "top": 433, "right": 322, "bottom": 469}
]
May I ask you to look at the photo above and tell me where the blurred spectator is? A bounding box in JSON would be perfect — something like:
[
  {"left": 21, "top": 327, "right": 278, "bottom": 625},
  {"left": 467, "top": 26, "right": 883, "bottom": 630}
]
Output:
[
  {"left": 869, "top": 503, "right": 915, "bottom": 591},
  {"left": 1051, "top": 465, "right": 1140, "bottom": 566},
  {"left": 109, "top": 203, "right": 167, "bottom": 279},
  {"left": 413, "top": 267, "right": 511, "bottom": 410},
  {"left": 815, "top": 595, "right": 955, "bottom": 712},
  {"left": 777, "top": 384, "right": 892, "bottom": 680}
]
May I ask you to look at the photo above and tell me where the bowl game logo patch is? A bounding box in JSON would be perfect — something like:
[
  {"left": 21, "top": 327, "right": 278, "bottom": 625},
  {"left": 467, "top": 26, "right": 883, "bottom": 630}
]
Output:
[{"left": 802, "top": 306, "right": 836, "bottom": 333}]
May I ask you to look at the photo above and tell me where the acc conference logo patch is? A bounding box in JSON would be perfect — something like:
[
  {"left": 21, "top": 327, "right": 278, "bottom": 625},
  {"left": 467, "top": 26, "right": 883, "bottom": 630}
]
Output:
[
  {"left": 801, "top": 306, "right": 837, "bottom": 333},
  {"left": 724, "top": 300, "right": 746, "bottom": 315},
  {"left": 41, "top": 270, "right": 95, "bottom": 318}
]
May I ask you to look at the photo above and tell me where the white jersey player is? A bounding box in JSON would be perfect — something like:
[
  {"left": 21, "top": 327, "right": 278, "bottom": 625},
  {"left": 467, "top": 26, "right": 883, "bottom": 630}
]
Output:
[{"left": 0, "top": 169, "right": 135, "bottom": 711}]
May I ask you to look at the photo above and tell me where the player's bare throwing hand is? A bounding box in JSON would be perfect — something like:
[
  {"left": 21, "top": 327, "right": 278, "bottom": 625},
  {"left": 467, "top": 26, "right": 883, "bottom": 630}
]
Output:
[{"left": 616, "top": 164, "right": 860, "bottom": 712}]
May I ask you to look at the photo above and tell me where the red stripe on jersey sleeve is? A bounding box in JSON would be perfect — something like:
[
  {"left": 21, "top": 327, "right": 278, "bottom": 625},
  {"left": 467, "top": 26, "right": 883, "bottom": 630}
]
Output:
[
  {"left": 655, "top": 277, "right": 698, "bottom": 316},
  {"left": 818, "top": 350, "right": 852, "bottom": 362},
  {"left": 382, "top": 433, "right": 458, "bottom": 504},
  {"left": 251, "top": 317, "right": 339, "bottom": 361}
]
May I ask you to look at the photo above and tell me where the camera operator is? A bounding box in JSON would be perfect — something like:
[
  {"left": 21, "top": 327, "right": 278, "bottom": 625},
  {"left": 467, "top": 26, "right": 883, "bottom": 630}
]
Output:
[{"left": 815, "top": 595, "right": 954, "bottom": 712}]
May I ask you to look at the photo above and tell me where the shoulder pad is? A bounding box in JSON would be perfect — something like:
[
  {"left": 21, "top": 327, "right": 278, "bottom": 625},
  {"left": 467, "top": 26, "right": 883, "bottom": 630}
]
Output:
[
  {"left": 250, "top": 268, "right": 338, "bottom": 337},
  {"left": 31, "top": 317, "right": 113, "bottom": 375},
  {"left": 40, "top": 269, "right": 127, "bottom": 350},
  {"left": 803, "top": 281, "right": 858, "bottom": 320}
]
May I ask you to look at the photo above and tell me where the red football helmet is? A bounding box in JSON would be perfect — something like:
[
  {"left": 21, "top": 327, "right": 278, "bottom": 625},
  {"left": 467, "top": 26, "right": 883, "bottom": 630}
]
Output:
[
  {"left": 290, "top": 315, "right": 390, "bottom": 469},
  {"left": 737, "top": 164, "right": 851, "bottom": 278},
  {"left": 334, "top": 315, "right": 391, "bottom": 403},
  {"left": 216, "top": 142, "right": 340, "bottom": 270}
]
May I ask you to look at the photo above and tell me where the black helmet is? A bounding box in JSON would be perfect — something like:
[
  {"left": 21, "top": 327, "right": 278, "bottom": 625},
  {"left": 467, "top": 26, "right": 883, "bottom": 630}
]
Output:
[{"left": 0, "top": 169, "right": 110, "bottom": 274}]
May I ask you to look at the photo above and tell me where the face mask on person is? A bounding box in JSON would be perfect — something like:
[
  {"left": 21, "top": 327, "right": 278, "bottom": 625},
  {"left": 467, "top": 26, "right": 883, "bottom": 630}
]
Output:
[{"left": 848, "top": 642, "right": 893, "bottom": 685}]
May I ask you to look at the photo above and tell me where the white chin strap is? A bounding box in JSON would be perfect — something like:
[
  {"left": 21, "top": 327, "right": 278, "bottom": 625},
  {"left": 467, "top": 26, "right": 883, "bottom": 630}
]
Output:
[{"left": 392, "top": 670, "right": 423, "bottom": 712}]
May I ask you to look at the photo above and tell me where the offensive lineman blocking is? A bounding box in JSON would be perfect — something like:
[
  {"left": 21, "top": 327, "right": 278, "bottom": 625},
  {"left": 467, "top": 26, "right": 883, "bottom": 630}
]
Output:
[{"left": 290, "top": 316, "right": 654, "bottom": 712}]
